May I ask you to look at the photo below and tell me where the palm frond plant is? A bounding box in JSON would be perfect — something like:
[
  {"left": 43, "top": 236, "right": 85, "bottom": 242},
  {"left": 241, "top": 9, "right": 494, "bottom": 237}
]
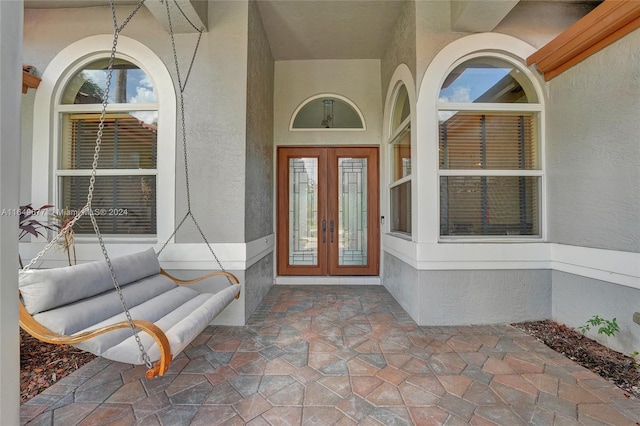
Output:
[
  {"left": 53, "top": 207, "right": 78, "bottom": 267},
  {"left": 18, "top": 204, "right": 55, "bottom": 268}
]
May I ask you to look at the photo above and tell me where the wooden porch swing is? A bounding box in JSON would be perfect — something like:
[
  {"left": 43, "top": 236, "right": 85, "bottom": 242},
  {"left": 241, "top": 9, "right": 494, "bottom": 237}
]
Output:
[{"left": 19, "top": 0, "right": 239, "bottom": 379}]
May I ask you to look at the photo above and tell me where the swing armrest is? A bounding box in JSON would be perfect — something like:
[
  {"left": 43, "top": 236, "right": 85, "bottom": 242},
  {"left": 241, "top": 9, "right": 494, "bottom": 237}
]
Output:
[
  {"left": 160, "top": 269, "right": 241, "bottom": 300},
  {"left": 19, "top": 298, "right": 173, "bottom": 379}
]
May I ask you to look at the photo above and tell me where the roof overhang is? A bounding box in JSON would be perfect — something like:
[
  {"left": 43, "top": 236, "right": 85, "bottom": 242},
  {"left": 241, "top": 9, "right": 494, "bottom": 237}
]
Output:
[{"left": 527, "top": 0, "right": 640, "bottom": 81}]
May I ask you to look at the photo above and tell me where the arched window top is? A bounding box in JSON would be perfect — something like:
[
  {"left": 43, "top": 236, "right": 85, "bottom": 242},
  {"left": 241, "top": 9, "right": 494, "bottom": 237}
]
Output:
[
  {"left": 290, "top": 94, "right": 365, "bottom": 130},
  {"left": 61, "top": 58, "right": 157, "bottom": 105},
  {"left": 439, "top": 56, "right": 538, "bottom": 104},
  {"left": 391, "top": 84, "right": 410, "bottom": 132}
]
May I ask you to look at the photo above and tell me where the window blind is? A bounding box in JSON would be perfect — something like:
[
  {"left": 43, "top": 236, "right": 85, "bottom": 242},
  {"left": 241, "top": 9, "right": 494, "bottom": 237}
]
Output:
[
  {"left": 439, "top": 112, "right": 540, "bottom": 237},
  {"left": 58, "top": 112, "right": 157, "bottom": 235},
  {"left": 439, "top": 112, "right": 537, "bottom": 170},
  {"left": 440, "top": 176, "right": 539, "bottom": 236},
  {"left": 390, "top": 180, "right": 411, "bottom": 234},
  {"left": 60, "top": 113, "right": 157, "bottom": 170}
]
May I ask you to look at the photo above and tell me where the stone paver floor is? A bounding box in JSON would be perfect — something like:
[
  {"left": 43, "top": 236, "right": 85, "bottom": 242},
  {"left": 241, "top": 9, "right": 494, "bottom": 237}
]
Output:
[{"left": 21, "top": 285, "right": 640, "bottom": 425}]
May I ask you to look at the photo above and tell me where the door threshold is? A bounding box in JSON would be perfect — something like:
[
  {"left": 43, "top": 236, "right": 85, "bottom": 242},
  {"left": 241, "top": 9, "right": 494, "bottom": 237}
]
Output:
[{"left": 275, "top": 276, "right": 381, "bottom": 286}]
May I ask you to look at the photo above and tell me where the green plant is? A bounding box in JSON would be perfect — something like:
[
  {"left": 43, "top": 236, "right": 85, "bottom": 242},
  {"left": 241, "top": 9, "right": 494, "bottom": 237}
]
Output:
[
  {"left": 18, "top": 204, "right": 55, "bottom": 268},
  {"left": 578, "top": 315, "right": 620, "bottom": 337},
  {"left": 19, "top": 204, "right": 54, "bottom": 241}
]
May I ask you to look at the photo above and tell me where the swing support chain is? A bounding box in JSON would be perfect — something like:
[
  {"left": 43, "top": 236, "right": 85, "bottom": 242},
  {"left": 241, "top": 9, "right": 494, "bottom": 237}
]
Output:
[{"left": 20, "top": 0, "right": 235, "bottom": 374}]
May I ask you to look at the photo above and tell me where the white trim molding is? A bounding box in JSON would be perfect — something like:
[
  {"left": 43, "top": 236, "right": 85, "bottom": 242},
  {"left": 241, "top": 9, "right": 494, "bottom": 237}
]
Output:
[
  {"left": 289, "top": 93, "right": 366, "bottom": 131},
  {"left": 30, "top": 35, "right": 176, "bottom": 244},
  {"left": 416, "top": 33, "right": 545, "bottom": 244},
  {"left": 551, "top": 244, "right": 640, "bottom": 290},
  {"left": 20, "top": 234, "right": 275, "bottom": 271},
  {"left": 381, "top": 64, "right": 417, "bottom": 239}
]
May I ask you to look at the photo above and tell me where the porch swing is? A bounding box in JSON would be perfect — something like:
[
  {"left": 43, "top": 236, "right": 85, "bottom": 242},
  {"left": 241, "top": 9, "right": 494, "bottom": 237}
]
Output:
[{"left": 18, "top": 0, "right": 240, "bottom": 379}]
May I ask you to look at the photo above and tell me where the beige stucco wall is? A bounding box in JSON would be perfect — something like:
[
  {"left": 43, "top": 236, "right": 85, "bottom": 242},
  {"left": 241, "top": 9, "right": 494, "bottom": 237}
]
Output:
[
  {"left": 274, "top": 59, "right": 382, "bottom": 147},
  {"left": 380, "top": 0, "right": 416, "bottom": 100},
  {"left": 22, "top": 2, "right": 250, "bottom": 244}
]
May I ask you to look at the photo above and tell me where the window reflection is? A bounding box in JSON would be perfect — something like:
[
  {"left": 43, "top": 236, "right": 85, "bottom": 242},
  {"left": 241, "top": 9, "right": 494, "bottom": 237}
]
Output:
[
  {"left": 62, "top": 59, "right": 157, "bottom": 105},
  {"left": 439, "top": 57, "right": 535, "bottom": 104}
]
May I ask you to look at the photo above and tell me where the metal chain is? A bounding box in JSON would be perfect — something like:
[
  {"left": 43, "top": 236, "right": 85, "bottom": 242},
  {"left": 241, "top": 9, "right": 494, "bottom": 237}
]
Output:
[
  {"left": 85, "top": 6, "right": 152, "bottom": 367},
  {"left": 21, "top": 205, "right": 89, "bottom": 271},
  {"left": 161, "top": 0, "right": 231, "bottom": 283},
  {"left": 21, "top": 0, "right": 149, "bottom": 272}
]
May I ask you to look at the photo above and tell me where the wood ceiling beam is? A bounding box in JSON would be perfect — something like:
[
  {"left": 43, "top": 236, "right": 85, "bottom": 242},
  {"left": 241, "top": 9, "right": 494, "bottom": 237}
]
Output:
[
  {"left": 22, "top": 66, "right": 40, "bottom": 94},
  {"left": 527, "top": 0, "right": 640, "bottom": 81}
]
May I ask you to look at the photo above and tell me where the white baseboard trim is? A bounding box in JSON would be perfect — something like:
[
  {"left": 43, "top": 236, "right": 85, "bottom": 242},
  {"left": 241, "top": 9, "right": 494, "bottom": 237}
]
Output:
[
  {"left": 19, "top": 234, "right": 275, "bottom": 271},
  {"left": 382, "top": 238, "right": 640, "bottom": 290},
  {"left": 275, "top": 276, "right": 381, "bottom": 285}
]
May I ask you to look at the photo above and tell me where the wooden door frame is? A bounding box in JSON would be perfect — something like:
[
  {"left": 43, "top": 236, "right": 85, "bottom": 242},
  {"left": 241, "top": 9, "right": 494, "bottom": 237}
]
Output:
[{"left": 276, "top": 146, "right": 380, "bottom": 276}]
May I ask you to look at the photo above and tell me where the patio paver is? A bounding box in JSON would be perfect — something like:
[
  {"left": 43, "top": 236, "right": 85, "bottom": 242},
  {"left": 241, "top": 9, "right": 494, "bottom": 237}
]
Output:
[{"left": 21, "top": 285, "right": 640, "bottom": 425}]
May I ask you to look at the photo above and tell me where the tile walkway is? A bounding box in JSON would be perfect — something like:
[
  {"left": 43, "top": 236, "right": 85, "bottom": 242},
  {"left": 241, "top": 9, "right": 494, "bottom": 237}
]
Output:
[{"left": 21, "top": 285, "right": 640, "bottom": 425}]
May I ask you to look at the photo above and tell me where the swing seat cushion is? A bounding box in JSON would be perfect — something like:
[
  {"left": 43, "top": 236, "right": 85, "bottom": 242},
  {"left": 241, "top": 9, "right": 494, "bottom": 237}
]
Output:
[
  {"left": 19, "top": 249, "right": 240, "bottom": 365},
  {"left": 19, "top": 248, "right": 161, "bottom": 315}
]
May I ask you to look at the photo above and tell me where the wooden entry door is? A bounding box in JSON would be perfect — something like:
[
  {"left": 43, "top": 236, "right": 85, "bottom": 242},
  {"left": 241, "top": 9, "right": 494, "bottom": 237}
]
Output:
[{"left": 277, "top": 146, "right": 379, "bottom": 276}]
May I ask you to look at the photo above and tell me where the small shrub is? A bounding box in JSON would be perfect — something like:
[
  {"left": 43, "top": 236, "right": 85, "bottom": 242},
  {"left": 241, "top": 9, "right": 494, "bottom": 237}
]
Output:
[{"left": 578, "top": 315, "right": 620, "bottom": 337}]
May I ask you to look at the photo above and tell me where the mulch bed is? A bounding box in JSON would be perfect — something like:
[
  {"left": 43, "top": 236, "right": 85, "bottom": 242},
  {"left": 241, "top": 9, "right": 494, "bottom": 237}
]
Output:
[
  {"left": 513, "top": 320, "right": 640, "bottom": 399},
  {"left": 20, "top": 329, "right": 96, "bottom": 403},
  {"left": 20, "top": 320, "right": 640, "bottom": 403}
]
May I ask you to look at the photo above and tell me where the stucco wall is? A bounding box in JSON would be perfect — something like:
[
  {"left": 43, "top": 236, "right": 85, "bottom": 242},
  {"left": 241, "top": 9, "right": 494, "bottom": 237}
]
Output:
[
  {"left": 546, "top": 28, "right": 640, "bottom": 253},
  {"left": 552, "top": 271, "right": 640, "bottom": 356},
  {"left": 1, "top": 1, "right": 23, "bottom": 421},
  {"left": 243, "top": 0, "right": 275, "bottom": 319},
  {"left": 245, "top": 0, "right": 274, "bottom": 242},
  {"left": 384, "top": 253, "right": 552, "bottom": 325},
  {"left": 380, "top": 0, "right": 416, "bottom": 100},
  {"left": 494, "top": 2, "right": 598, "bottom": 49},
  {"left": 274, "top": 59, "right": 382, "bottom": 146},
  {"left": 244, "top": 254, "right": 274, "bottom": 322},
  {"left": 22, "top": 2, "right": 249, "bottom": 243}
]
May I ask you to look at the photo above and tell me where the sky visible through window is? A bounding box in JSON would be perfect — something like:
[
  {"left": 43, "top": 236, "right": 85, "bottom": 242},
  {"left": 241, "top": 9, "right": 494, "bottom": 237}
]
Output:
[
  {"left": 439, "top": 67, "right": 510, "bottom": 104},
  {"left": 83, "top": 68, "right": 157, "bottom": 124}
]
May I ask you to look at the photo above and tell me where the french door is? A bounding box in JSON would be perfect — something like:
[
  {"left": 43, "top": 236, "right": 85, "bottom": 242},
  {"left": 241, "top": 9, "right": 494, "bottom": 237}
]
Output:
[{"left": 277, "top": 146, "right": 379, "bottom": 276}]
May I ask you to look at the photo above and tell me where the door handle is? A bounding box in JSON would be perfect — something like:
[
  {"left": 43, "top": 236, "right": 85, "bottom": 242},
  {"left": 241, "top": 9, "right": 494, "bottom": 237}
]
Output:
[
  {"left": 322, "top": 219, "right": 327, "bottom": 243},
  {"left": 329, "top": 220, "right": 334, "bottom": 243}
]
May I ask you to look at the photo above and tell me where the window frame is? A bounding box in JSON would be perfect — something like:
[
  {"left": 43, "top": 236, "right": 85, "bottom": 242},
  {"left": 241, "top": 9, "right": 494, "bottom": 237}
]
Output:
[
  {"left": 289, "top": 93, "right": 366, "bottom": 132},
  {"left": 31, "top": 35, "right": 176, "bottom": 245},
  {"left": 437, "top": 52, "right": 545, "bottom": 242},
  {"left": 388, "top": 83, "right": 412, "bottom": 237},
  {"left": 54, "top": 56, "right": 159, "bottom": 238}
]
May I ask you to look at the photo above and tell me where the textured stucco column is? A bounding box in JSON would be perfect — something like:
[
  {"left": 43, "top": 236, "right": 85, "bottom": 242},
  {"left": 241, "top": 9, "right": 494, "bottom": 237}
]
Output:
[{"left": 0, "top": 0, "right": 23, "bottom": 422}]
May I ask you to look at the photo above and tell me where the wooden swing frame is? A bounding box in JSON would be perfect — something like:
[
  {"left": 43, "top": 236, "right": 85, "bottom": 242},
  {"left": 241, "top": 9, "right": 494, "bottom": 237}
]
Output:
[{"left": 19, "top": 270, "right": 240, "bottom": 379}]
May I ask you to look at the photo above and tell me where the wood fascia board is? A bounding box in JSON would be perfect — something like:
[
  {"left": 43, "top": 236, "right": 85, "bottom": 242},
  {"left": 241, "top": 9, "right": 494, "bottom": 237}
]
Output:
[
  {"left": 22, "top": 70, "right": 41, "bottom": 93},
  {"left": 527, "top": 0, "right": 640, "bottom": 81}
]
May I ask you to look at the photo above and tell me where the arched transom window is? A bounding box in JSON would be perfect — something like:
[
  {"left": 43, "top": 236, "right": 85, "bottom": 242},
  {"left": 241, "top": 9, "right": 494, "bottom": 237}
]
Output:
[{"left": 438, "top": 55, "right": 542, "bottom": 238}]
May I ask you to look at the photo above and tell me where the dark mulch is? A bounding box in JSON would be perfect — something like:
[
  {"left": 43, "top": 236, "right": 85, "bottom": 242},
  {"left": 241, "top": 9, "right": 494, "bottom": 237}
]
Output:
[
  {"left": 20, "top": 329, "right": 95, "bottom": 403},
  {"left": 513, "top": 320, "right": 640, "bottom": 399}
]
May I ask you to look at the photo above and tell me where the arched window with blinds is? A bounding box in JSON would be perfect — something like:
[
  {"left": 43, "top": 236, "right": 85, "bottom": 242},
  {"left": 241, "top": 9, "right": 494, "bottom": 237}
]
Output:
[
  {"left": 438, "top": 55, "right": 542, "bottom": 238},
  {"left": 57, "top": 58, "right": 158, "bottom": 235},
  {"left": 389, "top": 84, "right": 411, "bottom": 235}
]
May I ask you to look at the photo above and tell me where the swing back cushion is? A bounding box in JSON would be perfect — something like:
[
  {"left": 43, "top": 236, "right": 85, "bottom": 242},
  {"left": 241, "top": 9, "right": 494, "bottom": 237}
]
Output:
[
  {"left": 19, "top": 248, "right": 240, "bottom": 365},
  {"left": 20, "top": 248, "right": 160, "bottom": 315}
]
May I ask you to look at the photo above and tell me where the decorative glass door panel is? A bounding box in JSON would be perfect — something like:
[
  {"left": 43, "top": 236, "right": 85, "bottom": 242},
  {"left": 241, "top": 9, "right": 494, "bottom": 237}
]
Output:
[
  {"left": 337, "top": 158, "right": 367, "bottom": 266},
  {"left": 278, "top": 147, "right": 379, "bottom": 276},
  {"left": 288, "top": 158, "right": 318, "bottom": 266}
]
